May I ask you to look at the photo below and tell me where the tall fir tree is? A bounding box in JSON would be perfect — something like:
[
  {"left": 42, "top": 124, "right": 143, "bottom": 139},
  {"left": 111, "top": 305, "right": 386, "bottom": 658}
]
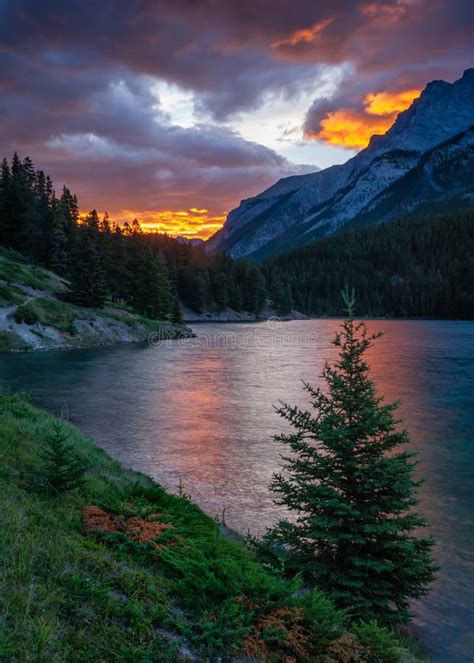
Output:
[
  {"left": 267, "top": 298, "right": 436, "bottom": 623},
  {"left": 68, "top": 227, "right": 108, "bottom": 308},
  {"left": 243, "top": 264, "right": 266, "bottom": 316},
  {"left": 212, "top": 271, "right": 229, "bottom": 312},
  {"left": 48, "top": 199, "right": 68, "bottom": 275}
]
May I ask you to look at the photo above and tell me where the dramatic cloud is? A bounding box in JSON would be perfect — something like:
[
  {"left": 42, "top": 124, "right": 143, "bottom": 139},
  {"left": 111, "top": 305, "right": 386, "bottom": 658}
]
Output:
[
  {"left": 307, "top": 88, "right": 421, "bottom": 148},
  {"left": 0, "top": 0, "right": 471, "bottom": 236}
]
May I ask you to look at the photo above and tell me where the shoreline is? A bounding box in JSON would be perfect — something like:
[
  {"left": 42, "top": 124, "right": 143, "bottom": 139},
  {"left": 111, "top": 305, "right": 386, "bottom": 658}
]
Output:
[{"left": 184, "top": 314, "right": 472, "bottom": 323}]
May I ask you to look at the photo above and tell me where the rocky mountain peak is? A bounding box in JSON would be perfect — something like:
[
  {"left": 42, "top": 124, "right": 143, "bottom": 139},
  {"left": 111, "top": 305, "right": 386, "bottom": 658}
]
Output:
[{"left": 207, "top": 69, "right": 474, "bottom": 259}]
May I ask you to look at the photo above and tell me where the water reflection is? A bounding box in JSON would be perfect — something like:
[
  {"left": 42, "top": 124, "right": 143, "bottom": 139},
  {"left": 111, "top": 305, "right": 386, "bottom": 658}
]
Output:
[{"left": 0, "top": 320, "right": 473, "bottom": 661}]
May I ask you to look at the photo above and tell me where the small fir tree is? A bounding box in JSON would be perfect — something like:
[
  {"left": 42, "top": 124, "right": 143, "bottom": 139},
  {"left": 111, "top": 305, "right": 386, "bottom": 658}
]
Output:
[
  {"left": 267, "top": 291, "right": 436, "bottom": 623},
  {"left": 38, "top": 423, "right": 87, "bottom": 494}
]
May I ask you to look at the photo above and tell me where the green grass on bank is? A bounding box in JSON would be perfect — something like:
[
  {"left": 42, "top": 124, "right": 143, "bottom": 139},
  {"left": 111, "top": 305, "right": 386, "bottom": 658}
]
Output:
[
  {"left": 0, "top": 248, "right": 68, "bottom": 296},
  {"left": 11, "top": 296, "right": 170, "bottom": 339},
  {"left": 0, "top": 391, "right": 412, "bottom": 662},
  {"left": 12, "top": 298, "right": 78, "bottom": 334}
]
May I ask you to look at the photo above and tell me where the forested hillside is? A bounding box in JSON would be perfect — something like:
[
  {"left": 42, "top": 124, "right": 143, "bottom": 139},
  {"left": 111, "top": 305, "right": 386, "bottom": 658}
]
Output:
[
  {"left": 147, "top": 234, "right": 266, "bottom": 315},
  {"left": 0, "top": 154, "right": 267, "bottom": 319},
  {"left": 263, "top": 210, "right": 474, "bottom": 319},
  {"left": 2, "top": 153, "right": 473, "bottom": 322}
]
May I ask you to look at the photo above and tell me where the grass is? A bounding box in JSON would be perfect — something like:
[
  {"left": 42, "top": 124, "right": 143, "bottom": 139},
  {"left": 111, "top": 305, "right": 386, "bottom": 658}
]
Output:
[
  {"left": 0, "top": 250, "right": 68, "bottom": 295},
  {"left": 0, "top": 283, "right": 27, "bottom": 307},
  {"left": 0, "top": 390, "right": 412, "bottom": 662},
  {"left": 13, "top": 298, "right": 80, "bottom": 334},
  {"left": 0, "top": 332, "right": 29, "bottom": 352}
]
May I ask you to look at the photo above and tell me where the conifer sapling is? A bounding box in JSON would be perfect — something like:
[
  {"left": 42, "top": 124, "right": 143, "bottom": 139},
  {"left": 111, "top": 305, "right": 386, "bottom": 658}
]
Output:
[{"left": 38, "top": 422, "right": 87, "bottom": 494}]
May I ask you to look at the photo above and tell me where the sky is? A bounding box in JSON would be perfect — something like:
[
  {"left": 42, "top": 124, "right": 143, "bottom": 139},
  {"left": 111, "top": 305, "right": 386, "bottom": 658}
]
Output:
[{"left": 0, "top": 1, "right": 472, "bottom": 238}]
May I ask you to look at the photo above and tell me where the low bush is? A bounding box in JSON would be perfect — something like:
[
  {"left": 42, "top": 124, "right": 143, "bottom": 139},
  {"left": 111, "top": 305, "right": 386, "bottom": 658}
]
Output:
[
  {"left": 13, "top": 302, "right": 39, "bottom": 325},
  {"left": 352, "top": 621, "right": 403, "bottom": 662}
]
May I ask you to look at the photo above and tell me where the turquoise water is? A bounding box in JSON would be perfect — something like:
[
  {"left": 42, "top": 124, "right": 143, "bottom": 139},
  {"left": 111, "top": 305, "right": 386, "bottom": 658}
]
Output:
[{"left": 1, "top": 320, "right": 473, "bottom": 661}]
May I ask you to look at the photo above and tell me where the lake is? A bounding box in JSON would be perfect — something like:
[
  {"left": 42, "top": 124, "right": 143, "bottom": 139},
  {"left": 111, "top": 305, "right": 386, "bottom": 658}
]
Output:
[{"left": 1, "top": 319, "right": 473, "bottom": 661}]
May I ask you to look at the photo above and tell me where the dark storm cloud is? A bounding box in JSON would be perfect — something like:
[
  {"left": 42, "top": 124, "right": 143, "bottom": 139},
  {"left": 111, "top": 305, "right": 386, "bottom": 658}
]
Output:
[{"left": 0, "top": 0, "right": 471, "bottom": 223}]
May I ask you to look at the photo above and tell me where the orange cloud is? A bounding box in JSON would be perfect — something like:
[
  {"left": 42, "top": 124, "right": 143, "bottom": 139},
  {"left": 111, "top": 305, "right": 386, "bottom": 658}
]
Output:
[
  {"left": 364, "top": 89, "right": 421, "bottom": 115},
  {"left": 271, "top": 19, "right": 332, "bottom": 48},
  {"left": 114, "top": 208, "right": 226, "bottom": 239},
  {"left": 315, "top": 110, "right": 393, "bottom": 149},
  {"left": 308, "top": 88, "right": 421, "bottom": 149}
]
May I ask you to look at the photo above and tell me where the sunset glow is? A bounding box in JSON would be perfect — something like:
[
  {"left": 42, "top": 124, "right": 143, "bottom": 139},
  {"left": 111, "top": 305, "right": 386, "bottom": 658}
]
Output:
[
  {"left": 114, "top": 208, "right": 226, "bottom": 239},
  {"left": 313, "top": 111, "right": 393, "bottom": 149},
  {"left": 308, "top": 88, "right": 421, "bottom": 149},
  {"left": 364, "top": 89, "right": 421, "bottom": 116},
  {"left": 1, "top": 1, "right": 467, "bottom": 238}
]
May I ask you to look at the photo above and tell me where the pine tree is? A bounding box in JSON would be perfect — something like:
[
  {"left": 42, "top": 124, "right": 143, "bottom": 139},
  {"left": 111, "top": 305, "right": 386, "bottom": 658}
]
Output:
[
  {"left": 243, "top": 265, "right": 266, "bottom": 316},
  {"left": 0, "top": 158, "right": 12, "bottom": 246},
  {"left": 68, "top": 227, "right": 108, "bottom": 308},
  {"left": 272, "top": 278, "right": 293, "bottom": 315},
  {"left": 38, "top": 423, "right": 87, "bottom": 494},
  {"left": 48, "top": 200, "right": 68, "bottom": 275},
  {"left": 213, "top": 271, "right": 229, "bottom": 312},
  {"left": 171, "top": 296, "right": 184, "bottom": 324},
  {"left": 6, "top": 152, "right": 29, "bottom": 252},
  {"left": 267, "top": 296, "right": 436, "bottom": 623}
]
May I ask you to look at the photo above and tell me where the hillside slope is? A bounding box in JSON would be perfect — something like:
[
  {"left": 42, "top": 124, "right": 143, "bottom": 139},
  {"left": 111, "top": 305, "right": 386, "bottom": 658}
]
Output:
[
  {"left": 0, "top": 249, "right": 192, "bottom": 352},
  {"left": 0, "top": 390, "right": 414, "bottom": 662},
  {"left": 208, "top": 69, "right": 474, "bottom": 260}
]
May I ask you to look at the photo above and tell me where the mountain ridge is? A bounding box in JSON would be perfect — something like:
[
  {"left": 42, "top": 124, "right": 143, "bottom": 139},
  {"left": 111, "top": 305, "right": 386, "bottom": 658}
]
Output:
[{"left": 207, "top": 68, "right": 474, "bottom": 259}]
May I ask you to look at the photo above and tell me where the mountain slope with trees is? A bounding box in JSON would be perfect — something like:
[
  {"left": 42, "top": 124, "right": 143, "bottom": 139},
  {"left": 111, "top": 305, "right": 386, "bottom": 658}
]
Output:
[
  {"left": 263, "top": 209, "right": 474, "bottom": 319},
  {"left": 0, "top": 153, "right": 270, "bottom": 337},
  {"left": 0, "top": 246, "right": 190, "bottom": 352}
]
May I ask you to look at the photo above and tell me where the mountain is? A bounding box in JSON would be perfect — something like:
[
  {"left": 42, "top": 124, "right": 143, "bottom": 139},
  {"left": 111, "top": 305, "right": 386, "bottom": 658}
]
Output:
[{"left": 207, "top": 69, "right": 474, "bottom": 260}]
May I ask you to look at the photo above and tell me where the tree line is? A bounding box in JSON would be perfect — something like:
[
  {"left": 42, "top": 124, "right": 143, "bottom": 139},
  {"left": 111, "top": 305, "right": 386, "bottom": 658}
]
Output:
[
  {"left": 2, "top": 153, "right": 472, "bottom": 322},
  {"left": 0, "top": 154, "right": 267, "bottom": 319},
  {"left": 146, "top": 234, "right": 266, "bottom": 316},
  {"left": 263, "top": 209, "right": 474, "bottom": 319},
  {"left": 263, "top": 210, "right": 474, "bottom": 319}
]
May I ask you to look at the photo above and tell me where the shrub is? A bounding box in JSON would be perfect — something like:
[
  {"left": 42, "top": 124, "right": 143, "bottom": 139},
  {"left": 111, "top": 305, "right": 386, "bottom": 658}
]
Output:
[
  {"left": 13, "top": 304, "right": 39, "bottom": 325},
  {"left": 195, "top": 598, "right": 250, "bottom": 658},
  {"left": 352, "top": 621, "right": 403, "bottom": 663},
  {"left": 302, "top": 589, "right": 346, "bottom": 651}
]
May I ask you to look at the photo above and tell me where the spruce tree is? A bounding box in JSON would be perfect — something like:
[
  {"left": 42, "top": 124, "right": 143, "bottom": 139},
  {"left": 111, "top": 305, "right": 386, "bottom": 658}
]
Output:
[
  {"left": 171, "top": 296, "right": 184, "bottom": 324},
  {"left": 243, "top": 265, "right": 266, "bottom": 316},
  {"left": 48, "top": 201, "right": 68, "bottom": 275},
  {"left": 267, "top": 294, "right": 436, "bottom": 623},
  {"left": 38, "top": 423, "right": 87, "bottom": 494},
  {"left": 68, "top": 228, "right": 108, "bottom": 308},
  {"left": 212, "top": 271, "right": 229, "bottom": 312}
]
